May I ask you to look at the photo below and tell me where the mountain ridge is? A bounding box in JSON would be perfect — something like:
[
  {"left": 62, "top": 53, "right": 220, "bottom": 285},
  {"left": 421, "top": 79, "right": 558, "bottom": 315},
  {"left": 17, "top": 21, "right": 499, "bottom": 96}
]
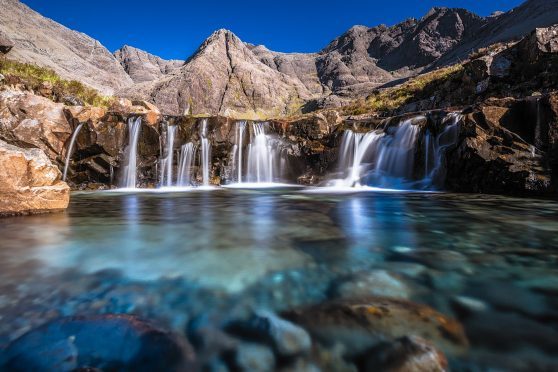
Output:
[{"left": 2, "top": 0, "right": 558, "bottom": 116}]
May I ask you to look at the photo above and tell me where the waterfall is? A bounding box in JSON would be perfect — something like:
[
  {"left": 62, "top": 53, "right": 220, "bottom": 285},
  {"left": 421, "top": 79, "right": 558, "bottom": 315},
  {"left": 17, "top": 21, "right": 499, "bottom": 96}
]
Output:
[
  {"left": 232, "top": 121, "right": 247, "bottom": 183},
  {"left": 373, "top": 119, "right": 421, "bottom": 185},
  {"left": 62, "top": 123, "right": 84, "bottom": 181},
  {"left": 247, "top": 123, "right": 274, "bottom": 183},
  {"left": 159, "top": 124, "right": 177, "bottom": 187},
  {"left": 230, "top": 122, "right": 285, "bottom": 185},
  {"left": 422, "top": 113, "right": 461, "bottom": 186},
  {"left": 178, "top": 142, "right": 196, "bottom": 186},
  {"left": 200, "top": 119, "right": 211, "bottom": 186},
  {"left": 120, "top": 117, "right": 142, "bottom": 188},
  {"left": 332, "top": 115, "right": 460, "bottom": 190}
]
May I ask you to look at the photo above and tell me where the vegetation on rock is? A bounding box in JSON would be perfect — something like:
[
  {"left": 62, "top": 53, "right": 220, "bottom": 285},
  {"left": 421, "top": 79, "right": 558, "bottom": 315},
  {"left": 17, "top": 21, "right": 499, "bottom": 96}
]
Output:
[{"left": 0, "top": 57, "right": 113, "bottom": 107}]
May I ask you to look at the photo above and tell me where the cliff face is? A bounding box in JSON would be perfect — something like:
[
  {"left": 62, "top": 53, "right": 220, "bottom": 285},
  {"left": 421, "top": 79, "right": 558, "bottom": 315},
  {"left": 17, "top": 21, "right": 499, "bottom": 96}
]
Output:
[
  {"left": 114, "top": 45, "right": 183, "bottom": 84},
  {"left": 0, "top": 0, "right": 132, "bottom": 94}
]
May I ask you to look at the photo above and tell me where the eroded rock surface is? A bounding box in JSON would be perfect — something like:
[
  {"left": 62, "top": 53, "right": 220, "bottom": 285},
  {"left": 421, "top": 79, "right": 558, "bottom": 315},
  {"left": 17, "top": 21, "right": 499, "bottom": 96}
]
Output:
[{"left": 0, "top": 139, "right": 69, "bottom": 215}]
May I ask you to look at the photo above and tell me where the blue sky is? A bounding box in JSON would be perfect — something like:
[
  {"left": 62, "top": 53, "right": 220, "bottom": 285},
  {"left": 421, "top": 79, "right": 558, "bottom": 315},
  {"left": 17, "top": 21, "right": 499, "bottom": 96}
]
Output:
[{"left": 21, "top": 0, "right": 525, "bottom": 60}]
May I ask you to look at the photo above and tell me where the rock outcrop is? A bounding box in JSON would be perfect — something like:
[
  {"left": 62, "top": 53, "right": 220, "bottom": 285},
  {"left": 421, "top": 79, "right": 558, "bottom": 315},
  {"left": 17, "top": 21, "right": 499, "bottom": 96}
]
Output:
[
  {"left": 0, "top": 0, "right": 133, "bottom": 94},
  {"left": 114, "top": 45, "right": 183, "bottom": 84},
  {"left": 0, "top": 139, "right": 69, "bottom": 216},
  {"left": 0, "top": 90, "right": 71, "bottom": 163}
]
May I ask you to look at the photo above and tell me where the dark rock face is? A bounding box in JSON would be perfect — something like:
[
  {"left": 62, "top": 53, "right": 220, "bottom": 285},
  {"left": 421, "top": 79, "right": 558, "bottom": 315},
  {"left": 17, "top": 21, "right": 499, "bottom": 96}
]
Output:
[
  {"left": 0, "top": 30, "right": 14, "bottom": 54},
  {"left": 445, "top": 97, "right": 557, "bottom": 195},
  {"left": 0, "top": 314, "right": 196, "bottom": 372},
  {"left": 114, "top": 45, "right": 183, "bottom": 84}
]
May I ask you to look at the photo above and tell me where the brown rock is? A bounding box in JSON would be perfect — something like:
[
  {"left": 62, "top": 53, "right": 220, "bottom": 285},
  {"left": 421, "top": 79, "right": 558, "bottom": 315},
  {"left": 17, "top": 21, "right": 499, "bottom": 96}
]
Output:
[
  {"left": 0, "top": 139, "right": 69, "bottom": 216},
  {"left": 283, "top": 297, "right": 469, "bottom": 357},
  {"left": 64, "top": 106, "right": 107, "bottom": 125},
  {"left": 364, "top": 336, "right": 449, "bottom": 372},
  {"left": 0, "top": 90, "right": 71, "bottom": 161}
]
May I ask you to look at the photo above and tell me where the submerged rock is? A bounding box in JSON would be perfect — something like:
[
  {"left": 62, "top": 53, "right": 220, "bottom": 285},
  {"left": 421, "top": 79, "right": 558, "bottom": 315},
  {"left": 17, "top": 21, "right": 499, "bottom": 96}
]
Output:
[
  {"left": 282, "top": 297, "right": 469, "bottom": 357},
  {"left": 225, "top": 310, "right": 312, "bottom": 357},
  {"left": 0, "top": 314, "right": 196, "bottom": 372},
  {"left": 329, "top": 270, "right": 412, "bottom": 300},
  {"left": 233, "top": 343, "right": 275, "bottom": 372},
  {"left": 363, "top": 336, "right": 448, "bottom": 372},
  {"left": 0, "top": 139, "right": 69, "bottom": 216}
]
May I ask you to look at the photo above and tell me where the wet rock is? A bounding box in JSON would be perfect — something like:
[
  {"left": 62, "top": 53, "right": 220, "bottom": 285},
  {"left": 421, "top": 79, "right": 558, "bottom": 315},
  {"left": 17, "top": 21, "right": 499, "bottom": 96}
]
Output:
[
  {"left": 225, "top": 310, "right": 312, "bottom": 357},
  {"left": 363, "top": 336, "right": 448, "bottom": 372},
  {"left": 329, "top": 270, "right": 412, "bottom": 300},
  {"left": 0, "top": 139, "right": 69, "bottom": 216},
  {"left": 464, "top": 311, "right": 558, "bottom": 353},
  {"left": 0, "top": 314, "right": 196, "bottom": 372},
  {"left": 233, "top": 343, "right": 275, "bottom": 372},
  {"left": 466, "top": 281, "right": 555, "bottom": 318},
  {"left": 450, "top": 295, "right": 488, "bottom": 318},
  {"left": 283, "top": 297, "right": 469, "bottom": 357},
  {"left": 388, "top": 248, "right": 469, "bottom": 271}
]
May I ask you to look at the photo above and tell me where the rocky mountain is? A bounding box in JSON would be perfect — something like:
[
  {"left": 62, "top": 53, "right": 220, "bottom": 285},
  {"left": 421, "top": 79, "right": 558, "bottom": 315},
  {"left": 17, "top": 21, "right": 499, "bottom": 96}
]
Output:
[
  {"left": 1, "top": 0, "right": 557, "bottom": 117},
  {"left": 0, "top": 0, "right": 132, "bottom": 94},
  {"left": 114, "top": 45, "right": 183, "bottom": 84},
  {"left": 116, "top": 0, "right": 558, "bottom": 116},
  {"left": 117, "top": 30, "right": 315, "bottom": 118}
]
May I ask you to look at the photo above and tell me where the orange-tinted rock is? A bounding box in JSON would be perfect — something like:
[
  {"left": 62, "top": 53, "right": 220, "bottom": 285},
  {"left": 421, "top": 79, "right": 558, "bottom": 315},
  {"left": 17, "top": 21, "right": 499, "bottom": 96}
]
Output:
[
  {"left": 0, "top": 139, "right": 69, "bottom": 216},
  {"left": 283, "top": 297, "right": 469, "bottom": 357}
]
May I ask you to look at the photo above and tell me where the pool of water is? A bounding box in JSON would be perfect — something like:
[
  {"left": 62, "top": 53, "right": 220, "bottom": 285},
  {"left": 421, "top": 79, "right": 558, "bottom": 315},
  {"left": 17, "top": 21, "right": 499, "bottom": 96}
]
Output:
[{"left": 1, "top": 189, "right": 557, "bottom": 370}]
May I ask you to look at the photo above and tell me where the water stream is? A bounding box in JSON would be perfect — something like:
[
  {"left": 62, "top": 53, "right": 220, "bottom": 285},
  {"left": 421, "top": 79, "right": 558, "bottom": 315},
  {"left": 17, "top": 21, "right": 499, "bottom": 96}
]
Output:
[
  {"left": 62, "top": 122, "right": 84, "bottom": 181},
  {"left": 120, "top": 117, "right": 142, "bottom": 189}
]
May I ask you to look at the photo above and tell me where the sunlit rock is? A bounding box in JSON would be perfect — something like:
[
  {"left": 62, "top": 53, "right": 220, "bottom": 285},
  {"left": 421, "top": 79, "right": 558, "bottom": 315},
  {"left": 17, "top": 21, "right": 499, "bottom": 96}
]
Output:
[{"left": 0, "top": 139, "right": 69, "bottom": 215}]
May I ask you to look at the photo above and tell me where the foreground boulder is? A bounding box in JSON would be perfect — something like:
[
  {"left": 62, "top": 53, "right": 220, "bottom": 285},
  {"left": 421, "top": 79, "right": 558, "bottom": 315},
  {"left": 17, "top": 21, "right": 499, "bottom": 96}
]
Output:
[
  {"left": 0, "top": 139, "right": 69, "bottom": 216},
  {"left": 282, "top": 297, "right": 469, "bottom": 357},
  {"left": 0, "top": 314, "right": 196, "bottom": 372}
]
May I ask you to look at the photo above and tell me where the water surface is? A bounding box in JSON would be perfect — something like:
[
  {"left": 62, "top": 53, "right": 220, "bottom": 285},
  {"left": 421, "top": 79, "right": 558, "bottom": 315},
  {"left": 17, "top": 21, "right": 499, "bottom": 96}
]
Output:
[{"left": 1, "top": 189, "right": 557, "bottom": 370}]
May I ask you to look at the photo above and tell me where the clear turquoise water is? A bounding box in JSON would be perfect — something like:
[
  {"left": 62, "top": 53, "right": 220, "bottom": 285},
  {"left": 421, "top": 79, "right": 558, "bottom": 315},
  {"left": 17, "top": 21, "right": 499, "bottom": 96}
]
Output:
[{"left": 1, "top": 189, "right": 557, "bottom": 370}]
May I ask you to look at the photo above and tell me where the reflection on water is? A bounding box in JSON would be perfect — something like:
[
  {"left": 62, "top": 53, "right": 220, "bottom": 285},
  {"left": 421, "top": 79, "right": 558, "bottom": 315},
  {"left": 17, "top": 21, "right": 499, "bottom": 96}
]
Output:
[{"left": 1, "top": 190, "right": 558, "bottom": 369}]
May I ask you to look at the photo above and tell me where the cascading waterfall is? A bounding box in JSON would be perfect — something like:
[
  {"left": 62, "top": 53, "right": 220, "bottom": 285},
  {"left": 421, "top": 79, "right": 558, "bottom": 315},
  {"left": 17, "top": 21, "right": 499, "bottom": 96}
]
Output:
[
  {"left": 62, "top": 123, "right": 84, "bottom": 181},
  {"left": 247, "top": 123, "right": 274, "bottom": 183},
  {"left": 178, "top": 142, "right": 196, "bottom": 186},
  {"left": 159, "top": 124, "right": 178, "bottom": 187},
  {"left": 332, "top": 115, "right": 460, "bottom": 189},
  {"left": 232, "top": 121, "right": 247, "bottom": 183},
  {"left": 200, "top": 119, "right": 211, "bottom": 186},
  {"left": 231, "top": 121, "right": 286, "bottom": 185},
  {"left": 422, "top": 113, "right": 461, "bottom": 186},
  {"left": 120, "top": 117, "right": 142, "bottom": 188}
]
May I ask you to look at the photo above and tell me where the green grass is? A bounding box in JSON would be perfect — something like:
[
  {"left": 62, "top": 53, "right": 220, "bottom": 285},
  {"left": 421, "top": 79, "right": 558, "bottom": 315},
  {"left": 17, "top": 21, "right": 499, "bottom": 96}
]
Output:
[
  {"left": 0, "top": 57, "right": 113, "bottom": 107},
  {"left": 341, "top": 64, "right": 464, "bottom": 115}
]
